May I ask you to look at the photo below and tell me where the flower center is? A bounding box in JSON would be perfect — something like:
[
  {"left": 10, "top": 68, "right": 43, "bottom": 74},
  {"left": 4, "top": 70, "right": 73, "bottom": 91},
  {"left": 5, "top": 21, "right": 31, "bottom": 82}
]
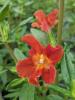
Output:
[{"left": 32, "top": 54, "right": 51, "bottom": 70}]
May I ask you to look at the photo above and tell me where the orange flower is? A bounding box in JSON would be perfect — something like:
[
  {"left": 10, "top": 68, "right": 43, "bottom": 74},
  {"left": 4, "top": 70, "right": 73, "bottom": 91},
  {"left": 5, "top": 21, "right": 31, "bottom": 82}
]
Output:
[
  {"left": 32, "top": 9, "right": 58, "bottom": 32},
  {"left": 16, "top": 34, "right": 64, "bottom": 86}
]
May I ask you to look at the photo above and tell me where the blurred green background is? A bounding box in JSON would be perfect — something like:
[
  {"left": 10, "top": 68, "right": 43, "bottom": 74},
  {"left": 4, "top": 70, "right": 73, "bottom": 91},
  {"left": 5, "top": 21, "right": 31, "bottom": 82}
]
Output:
[{"left": 0, "top": 0, "right": 75, "bottom": 100}]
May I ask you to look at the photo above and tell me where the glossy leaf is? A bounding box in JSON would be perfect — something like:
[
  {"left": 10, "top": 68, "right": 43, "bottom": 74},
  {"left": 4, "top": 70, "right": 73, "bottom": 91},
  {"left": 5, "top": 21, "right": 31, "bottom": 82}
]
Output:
[
  {"left": 14, "top": 48, "right": 26, "bottom": 61},
  {"left": 31, "top": 28, "right": 48, "bottom": 45},
  {"left": 6, "top": 78, "right": 25, "bottom": 89}
]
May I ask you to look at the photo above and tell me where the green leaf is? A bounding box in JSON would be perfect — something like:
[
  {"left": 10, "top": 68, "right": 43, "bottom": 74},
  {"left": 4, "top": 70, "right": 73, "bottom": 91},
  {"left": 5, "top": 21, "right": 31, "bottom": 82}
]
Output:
[
  {"left": 14, "top": 48, "right": 26, "bottom": 61},
  {"left": 66, "top": 52, "right": 75, "bottom": 80},
  {"left": 47, "top": 95, "right": 64, "bottom": 100},
  {"left": 12, "top": 97, "right": 18, "bottom": 100},
  {"left": 4, "top": 92, "right": 19, "bottom": 98},
  {"left": 61, "top": 54, "right": 70, "bottom": 84},
  {"left": 1, "top": 71, "right": 8, "bottom": 85},
  {"left": 19, "top": 84, "right": 35, "bottom": 100},
  {"left": 19, "top": 16, "right": 33, "bottom": 26},
  {"left": 49, "top": 85, "right": 71, "bottom": 97},
  {"left": 7, "top": 67, "right": 16, "bottom": 73},
  {"left": 0, "top": 0, "right": 10, "bottom": 21},
  {"left": 0, "top": 69, "right": 7, "bottom": 75},
  {"left": 31, "top": 28, "right": 48, "bottom": 45},
  {"left": 35, "top": 95, "right": 46, "bottom": 100},
  {"left": 48, "top": 32, "right": 56, "bottom": 46},
  {"left": 6, "top": 78, "right": 25, "bottom": 89},
  {"left": 25, "top": 1, "right": 33, "bottom": 6},
  {"left": 71, "top": 80, "right": 75, "bottom": 98}
]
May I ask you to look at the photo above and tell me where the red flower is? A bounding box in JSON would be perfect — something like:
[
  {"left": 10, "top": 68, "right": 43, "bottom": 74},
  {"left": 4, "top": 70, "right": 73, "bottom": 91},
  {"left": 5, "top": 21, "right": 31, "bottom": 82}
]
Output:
[
  {"left": 47, "top": 9, "right": 58, "bottom": 28},
  {"left": 16, "top": 34, "right": 64, "bottom": 86},
  {"left": 32, "top": 9, "right": 58, "bottom": 32}
]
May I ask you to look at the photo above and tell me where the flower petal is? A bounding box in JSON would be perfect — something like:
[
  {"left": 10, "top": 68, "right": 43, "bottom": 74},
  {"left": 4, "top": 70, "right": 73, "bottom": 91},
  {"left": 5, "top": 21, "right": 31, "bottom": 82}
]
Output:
[
  {"left": 29, "top": 49, "right": 36, "bottom": 56},
  {"left": 46, "top": 45, "right": 64, "bottom": 64},
  {"left": 16, "top": 58, "right": 36, "bottom": 78},
  {"left": 34, "top": 10, "right": 49, "bottom": 32},
  {"left": 29, "top": 77, "right": 39, "bottom": 86},
  {"left": 42, "top": 65, "right": 56, "bottom": 84},
  {"left": 21, "top": 34, "right": 43, "bottom": 53},
  {"left": 31, "top": 22, "right": 40, "bottom": 28},
  {"left": 34, "top": 10, "right": 46, "bottom": 23},
  {"left": 40, "top": 21, "right": 50, "bottom": 32},
  {"left": 47, "top": 9, "right": 58, "bottom": 28}
]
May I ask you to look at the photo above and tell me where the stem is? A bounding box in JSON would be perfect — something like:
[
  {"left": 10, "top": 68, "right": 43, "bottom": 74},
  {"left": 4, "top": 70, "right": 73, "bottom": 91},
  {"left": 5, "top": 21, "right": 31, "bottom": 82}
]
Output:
[
  {"left": 57, "top": 0, "right": 64, "bottom": 44},
  {"left": 0, "top": 92, "right": 4, "bottom": 100},
  {"left": 0, "top": 40, "right": 21, "bottom": 45},
  {"left": 4, "top": 43, "right": 17, "bottom": 63}
]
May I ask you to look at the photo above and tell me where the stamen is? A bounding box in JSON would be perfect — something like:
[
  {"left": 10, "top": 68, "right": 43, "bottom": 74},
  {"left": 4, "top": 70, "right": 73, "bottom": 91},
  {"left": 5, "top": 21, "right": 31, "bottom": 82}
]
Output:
[
  {"left": 32, "top": 53, "right": 51, "bottom": 70},
  {"left": 39, "top": 54, "right": 45, "bottom": 64},
  {"left": 39, "top": 58, "right": 44, "bottom": 64}
]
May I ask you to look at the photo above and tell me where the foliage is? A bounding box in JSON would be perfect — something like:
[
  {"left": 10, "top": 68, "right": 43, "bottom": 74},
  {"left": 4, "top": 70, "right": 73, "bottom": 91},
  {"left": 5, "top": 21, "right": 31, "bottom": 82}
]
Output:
[{"left": 0, "top": 0, "right": 75, "bottom": 100}]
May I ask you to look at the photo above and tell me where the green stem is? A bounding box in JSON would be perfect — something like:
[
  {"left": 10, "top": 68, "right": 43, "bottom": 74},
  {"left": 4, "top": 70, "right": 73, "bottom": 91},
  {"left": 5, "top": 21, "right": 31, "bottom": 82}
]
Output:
[
  {"left": 0, "top": 92, "right": 4, "bottom": 100},
  {"left": 57, "top": 0, "right": 64, "bottom": 44},
  {"left": 0, "top": 40, "right": 21, "bottom": 45},
  {"left": 4, "top": 43, "right": 17, "bottom": 63}
]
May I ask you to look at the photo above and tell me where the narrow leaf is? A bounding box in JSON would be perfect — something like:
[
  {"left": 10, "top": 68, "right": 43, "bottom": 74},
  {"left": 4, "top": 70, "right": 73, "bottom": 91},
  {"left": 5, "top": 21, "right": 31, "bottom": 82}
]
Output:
[
  {"left": 4, "top": 92, "right": 19, "bottom": 98},
  {"left": 66, "top": 52, "right": 75, "bottom": 80},
  {"left": 19, "top": 84, "right": 35, "bottom": 100},
  {"left": 6, "top": 78, "right": 25, "bottom": 89},
  {"left": 61, "top": 54, "right": 70, "bottom": 84},
  {"left": 47, "top": 95, "right": 64, "bottom": 100}
]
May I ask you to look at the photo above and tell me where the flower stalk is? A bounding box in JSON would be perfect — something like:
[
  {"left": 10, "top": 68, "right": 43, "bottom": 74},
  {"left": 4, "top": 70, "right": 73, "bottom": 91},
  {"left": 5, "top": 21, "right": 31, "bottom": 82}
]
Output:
[{"left": 57, "top": 0, "right": 64, "bottom": 44}]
